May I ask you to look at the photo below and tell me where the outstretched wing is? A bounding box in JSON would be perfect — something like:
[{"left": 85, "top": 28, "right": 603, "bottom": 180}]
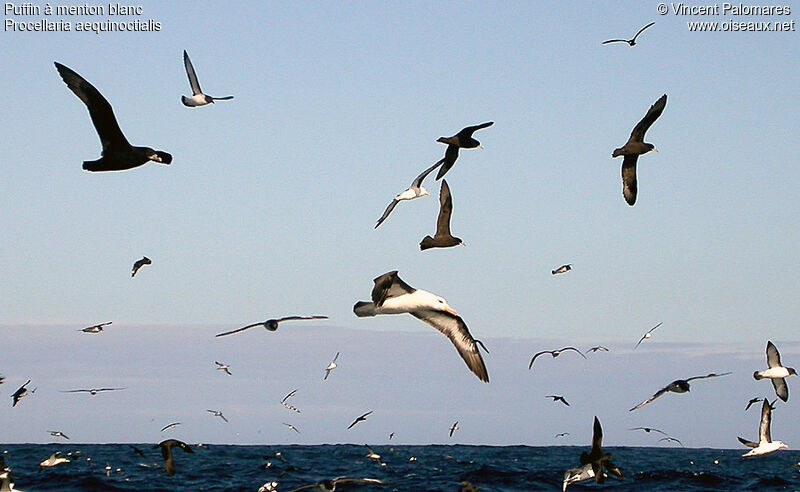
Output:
[
  {"left": 435, "top": 179, "right": 454, "bottom": 237},
  {"left": 411, "top": 310, "right": 489, "bottom": 382},
  {"left": 629, "top": 386, "right": 668, "bottom": 411},
  {"left": 215, "top": 322, "right": 263, "bottom": 337},
  {"left": 628, "top": 94, "right": 667, "bottom": 144},
  {"left": 758, "top": 398, "right": 772, "bottom": 443},
  {"left": 685, "top": 372, "right": 732, "bottom": 382},
  {"left": 434, "top": 145, "right": 460, "bottom": 180},
  {"left": 528, "top": 351, "right": 551, "bottom": 369},
  {"left": 458, "top": 121, "right": 494, "bottom": 138},
  {"left": 183, "top": 50, "right": 203, "bottom": 95},
  {"left": 601, "top": 39, "right": 628, "bottom": 45},
  {"left": 631, "top": 22, "right": 656, "bottom": 42},
  {"left": 738, "top": 436, "right": 758, "bottom": 448},
  {"left": 375, "top": 199, "right": 399, "bottom": 229},
  {"left": 771, "top": 377, "right": 789, "bottom": 402},
  {"left": 371, "top": 271, "right": 415, "bottom": 306},
  {"left": 411, "top": 160, "right": 444, "bottom": 188},
  {"left": 621, "top": 155, "right": 639, "bottom": 206},
  {"left": 54, "top": 62, "right": 130, "bottom": 152},
  {"left": 766, "top": 341, "right": 782, "bottom": 368}
]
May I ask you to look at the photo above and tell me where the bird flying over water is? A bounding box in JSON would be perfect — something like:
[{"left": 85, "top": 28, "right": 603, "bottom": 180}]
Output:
[
  {"left": 214, "top": 361, "right": 232, "bottom": 376},
  {"left": 659, "top": 436, "right": 684, "bottom": 447},
  {"left": 39, "top": 452, "right": 69, "bottom": 469},
  {"left": 207, "top": 409, "right": 228, "bottom": 422},
  {"left": 324, "top": 352, "right": 339, "bottom": 380},
  {"left": 738, "top": 398, "right": 789, "bottom": 457},
  {"left": 283, "top": 423, "right": 301, "bottom": 433},
  {"left": 181, "top": 50, "right": 234, "bottom": 107},
  {"left": 215, "top": 316, "right": 328, "bottom": 337},
  {"left": 449, "top": 421, "right": 459, "bottom": 437},
  {"left": 156, "top": 439, "right": 193, "bottom": 475},
  {"left": 579, "top": 416, "right": 623, "bottom": 484},
  {"left": 78, "top": 321, "right": 112, "bottom": 333},
  {"left": 587, "top": 346, "right": 609, "bottom": 353},
  {"left": 11, "top": 380, "right": 31, "bottom": 407},
  {"left": 434, "top": 122, "right": 494, "bottom": 180},
  {"left": 529, "top": 347, "right": 586, "bottom": 369},
  {"left": 354, "top": 271, "right": 489, "bottom": 382},
  {"left": 629, "top": 372, "right": 732, "bottom": 411},
  {"left": 160, "top": 422, "right": 181, "bottom": 432},
  {"left": 62, "top": 387, "right": 125, "bottom": 395},
  {"left": 54, "top": 62, "right": 172, "bottom": 172},
  {"left": 347, "top": 411, "right": 373, "bottom": 429},
  {"left": 552, "top": 264, "right": 571, "bottom": 275},
  {"left": 629, "top": 427, "right": 667, "bottom": 436},
  {"left": 288, "top": 477, "right": 389, "bottom": 492},
  {"left": 602, "top": 22, "right": 655, "bottom": 46},
  {"left": 613, "top": 94, "right": 667, "bottom": 206},
  {"left": 633, "top": 322, "right": 663, "bottom": 349},
  {"left": 546, "top": 395, "right": 570, "bottom": 406},
  {"left": 375, "top": 160, "right": 442, "bottom": 228},
  {"left": 131, "top": 256, "right": 151, "bottom": 277},
  {"left": 754, "top": 340, "right": 796, "bottom": 402},
  {"left": 555, "top": 432, "right": 570, "bottom": 438},
  {"left": 745, "top": 397, "right": 762, "bottom": 411},
  {"left": 48, "top": 430, "right": 70, "bottom": 440},
  {"left": 420, "top": 179, "right": 464, "bottom": 250}
]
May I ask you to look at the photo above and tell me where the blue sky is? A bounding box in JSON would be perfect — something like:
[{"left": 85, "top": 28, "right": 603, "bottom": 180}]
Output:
[{"left": 0, "top": 1, "right": 798, "bottom": 446}]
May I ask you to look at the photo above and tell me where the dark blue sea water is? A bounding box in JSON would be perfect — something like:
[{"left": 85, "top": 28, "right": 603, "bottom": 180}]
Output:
[{"left": 2, "top": 444, "right": 799, "bottom": 491}]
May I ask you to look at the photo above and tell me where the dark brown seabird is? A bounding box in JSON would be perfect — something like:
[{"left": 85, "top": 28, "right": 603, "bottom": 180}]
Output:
[
  {"left": 54, "top": 62, "right": 172, "bottom": 172},
  {"left": 602, "top": 22, "right": 656, "bottom": 46},
  {"left": 612, "top": 94, "right": 667, "bottom": 206},
  {"left": 420, "top": 179, "right": 464, "bottom": 250},
  {"left": 131, "top": 256, "right": 151, "bottom": 277},
  {"left": 155, "top": 439, "right": 193, "bottom": 475},
  {"left": 215, "top": 316, "right": 328, "bottom": 337},
  {"left": 435, "top": 122, "right": 494, "bottom": 180}
]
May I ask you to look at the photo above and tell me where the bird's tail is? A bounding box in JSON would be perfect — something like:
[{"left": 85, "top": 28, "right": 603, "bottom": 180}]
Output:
[
  {"left": 353, "top": 301, "right": 376, "bottom": 317},
  {"left": 419, "top": 236, "right": 435, "bottom": 250},
  {"left": 753, "top": 371, "right": 763, "bottom": 380}
]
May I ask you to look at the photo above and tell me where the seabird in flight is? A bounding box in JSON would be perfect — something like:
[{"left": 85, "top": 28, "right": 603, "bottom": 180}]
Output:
[
  {"left": 283, "top": 423, "right": 300, "bottom": 433},
  {"left": 62, "top": 387, "right": 126, "bottom": 395},
  {"left": 754, "top": 340, "right": 796, "bottom": 402},
  {"left": 562, "top": 463, "right": 598, "bottom": 492},
  {"left": 659, "top": 436, "right": 684, "bottom": 447},
  {"left": 449, "top": 421, "right": 459, "bottom": 437},
  {"left": 629, "top": 372, "right": 732, "bottom": 411},
  {"left": 281, "top": 389, "right": 297, "bottom": 403},
  {"left": 324, "top": 352, "right": 339, "bottom": 380},
  {"left": 78, "top": 321, "right": 112, "bottom": 333},
  {"left": 578, "top": 416, "right": 623, "bottom": 485},
  {"left": 347, "top": 411, "right": 373, "bottom": 430},
  {"left": 587, "top": 346, "right": 609, "bottom": 353},
  {"left": 419, "top": 179, "right": 464, "bottom": 250},
  {"left": 364, "top": 445, "right": 382, "bottom": 463},
  {"left": 131, "top": 256, "right": 151, "bottom": 277},
  {"left": 546, "top": 395, "right": 570, "bottom": 406},
  {"left": 181, "top": 50, "right": 234, "bottom": 107},
  {"left": 48, "top": 431, "right": 70, "bottom": 440},
  {"left": 602, "top": 22, "right": 655, "bottom": 46},
  {"left": 738, "top": 398, "right": 789, "bottom": 457},
  {"left": 745, "top": 397, "right": 762, "bottom": 411},
  {"left": 207, "top": 409, "right": 228, "bottom": 422},
  {"left": 529, "top": 347, "right": 586, "bottom": 369},
  {"left": 214, "top": 361, "right": 232, "bottom": 376},
  {"left": 54, "top": 62, "right": 173, "bottom": 172},
  {"left": 288, "top": 477, "right": 389, "bottom": 492},
  {"left": 39, "top": 452, "right": 69, "bottom": 469},
  {"left": 11, "top": 380, "right": 31, "bottom": 407},
  {"left": 375, "top": 161, "right": 441, "bottom": 229},
  {"left": 160, "top": 422, "right": 181, "bottom": 432},
  {"left": 555, "top": 432, "right": 570, "bottom": 438},
  {"left": 434, "top": 122, "right": 494, "bottom": 180},
  {"left": 613, "top": 94, "right": 667, "bottom": 206},
  {"left": 215, "top": 316, "right": 328, "bottom": 337},
  {"left": 353, "top": 271, "right": 489, "bottom": 382},
  {"left": 552, "top": 264, "right": 572, "bottom": 275},
  {"left": 633, "top": 322, "right": 663, "bottom": 349},
  {"left": 629, "top": 427, "right": 667, "bottom": 436},
  {"left": 155, "top": 439, "right": 193, "bottom": 475}
]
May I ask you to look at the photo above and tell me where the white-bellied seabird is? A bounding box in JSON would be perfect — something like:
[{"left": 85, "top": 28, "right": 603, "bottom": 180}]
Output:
[
  {"left": 546, "top": 395, "right": 570, "bottom": 406},
  {"left": 214, "top": 361, "right": 232, "bottom": 376},
  {"left": 529, "top": 347, "right": 586, "bottom": 369},
  {"left": 364, "top": 445, "right": 381, "bottom": 463},
  {"left": 288, "top": 477, "right": 389, "bottom": 492},
  {"left": 613, "top": 94, "right": 667, "bottom": 206},
  {"left": 754, "top": 340, "right": 796, "bottom": 402},
  {"left": 434, "top": 122, "right": 494, "bottom": 180},
  {"left": 283, "top": 423, "right": 300, "bottom": 433},
  {"left": 633, "top": 322, "right": 663, "bottom": 349},
  {"left": 281, "top": 389, "right": 297, "bottom": 403},
  {"left": 283, "top": 402, "right": 301, "bottom": 413},
  {"left": 347, "top": 411, "right": 373, "bottom": 430},
  {"left": 659, "top": 436, "right": 684, "bottom": 447},
  {"left": 155, "top": 439, "right": 193, "bottom": 476},
  {"left": 354, "top": 271, "right": 489, "bottom": 382},
  {"left": 449, "top": 421, "right": 459, "bottom": 437},
  {"left": 11, "top": 380, "right": 30, "bottom": 407},
  {"left": 629, "top": 427, "right": 667, "bottom": 436},
  {"left": 745, "top": 397, "right": 761, "bottom": 411},
  {"left": 562, "top": 463, "right": 598, "bottom": 492},
  {"left": 587, "top": 346, "right": 609, "bottom": 353},
  {"left": 375, "top": 161, "right": 442, "bottom": 229},
  {"left": 629, "top": 372, "right": 731, "bottom": 411},
  {"left": 578, "top": 417, "right": 623, "bottom": 485},
  {"left": 555, "top": 432, "right": 570, "bottom": 438},
  {"left": 78, "top": 321, "right": 112, "bottom": 333},
  {"left": 54, "top": 62, "right": 173, "bottom": 172},
  {"left": 324, "top": 352, "right": 339, "bottom": 380},
  {"left": 181, "top": 50, "right": 234, "bottom": 107},
  {"left": 215, "top": 315, "right": 328, "bottom": 337},
  {"left": 62, "top": 387, "right": 126, "bottom": 395},
  {"left": 48, "top": 431, "right": 69, "bottom": 440},
  {"left": 160, "top": 422, "right": 181, "bottom": 432},
  {"left": 207, "top": 409, "right": 228, "bottom": 422},
  {"left": 258, "top": 481, "right": 279, "bottom": 492},
  {"left": 739, "top": 398, "right": 788, "bottom": 457},
  {"left": 131, "top": 256, "right": 151, "bottom": 277},
  {"left": 39, "top": 452, "right": 69, "bottom": 469},
  {"left": 420, "top": 179, "right": 464, "bottom": 250},
  {"left": 552, "top": 264, "right": 572, "bottom": 275},
  {"left": 602, "top": 22, "right": 655, "bottom": 46}
]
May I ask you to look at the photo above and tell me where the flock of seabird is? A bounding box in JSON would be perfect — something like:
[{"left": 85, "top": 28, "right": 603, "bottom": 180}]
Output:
[{"left": 0, "top": 21, "right": 795, "bottom": 491}]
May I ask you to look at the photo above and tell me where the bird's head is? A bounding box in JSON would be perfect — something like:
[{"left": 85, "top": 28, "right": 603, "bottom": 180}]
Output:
[
  {"left": 789, "top": 368, "right": 798, "bottom": 376},
  {"left": 426, "top": 292, "right": 458, "bottom": 316},
  {"left": 645, "top": 143, "right": 658, "bottom": 153},
  {"left": 420, "top": 187, "right": 431, "bottom": 197}
]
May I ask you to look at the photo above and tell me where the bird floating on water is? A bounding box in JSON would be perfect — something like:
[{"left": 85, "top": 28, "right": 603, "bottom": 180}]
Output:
[
  {"left": 54, "top": 62, "right": 172, "bottom": 172},
  {"left": 633, "top": 322, "right": 663, "bottom": 349},
  {"left": 156, "top": 439, "right": 193, "bottom": 476},
  {"left": 375, "top": 160, "right": 442, "bottom": 228},
  {"left": 738, "top": 398, "right": 788, "bottom": 457},
  {"left": 420, "top": 179, "right": 464, "bottom": 250},
  {"left": 602, "top": 22, "right": 655, "bottom": 46},
  {"left": 529, "top": 347, "right": 586, "bottom": 369},
  {"left": 613, "top": 94, "right": 667, "bottom": 206},
  {"left": 131, "top": 256, "right": 151, "bottom": 277},
  {"left": 434, "top": 122, "right": 494, "bottom": 180},
  {"left": 78, "top": 321, "right": 112, "bottom": 333},
  {"left": 181, "top": 50, "right": 234, "bottom": 107},
  {"left": 629, "top": 372, "right": 732, "bottom": 411},
  {"left": 215, "top": 316, "right": 328, "bottom": 337},
  {"left": 754, "top": 340, "right": 796, "bottom": 402},
  {"left": 354, "top": 270, "right": 489, "bottom": 382}
]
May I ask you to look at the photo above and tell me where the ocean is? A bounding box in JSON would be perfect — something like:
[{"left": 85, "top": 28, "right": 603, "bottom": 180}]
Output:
[{"left": 2, "top": 444, "right": 799, "bottom": 491}]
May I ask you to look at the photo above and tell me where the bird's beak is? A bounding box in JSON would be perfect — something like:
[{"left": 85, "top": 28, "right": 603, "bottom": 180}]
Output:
[
  {"left": 652, "top": 147, "right": 659, "bottom": 152},
  {"left": 460, "top": 241, "right": 467, "bottom": 247},
  {"left": 445, "top": 306, "right": 458, "bottom": 316},
  {"left": 478, "top": 145, "right": 484, "bottom": 149}
]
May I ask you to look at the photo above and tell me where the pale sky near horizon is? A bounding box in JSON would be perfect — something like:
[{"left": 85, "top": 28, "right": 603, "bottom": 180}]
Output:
[{"left": 1, "top": 1, "right": 798, "bottom": 446}]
